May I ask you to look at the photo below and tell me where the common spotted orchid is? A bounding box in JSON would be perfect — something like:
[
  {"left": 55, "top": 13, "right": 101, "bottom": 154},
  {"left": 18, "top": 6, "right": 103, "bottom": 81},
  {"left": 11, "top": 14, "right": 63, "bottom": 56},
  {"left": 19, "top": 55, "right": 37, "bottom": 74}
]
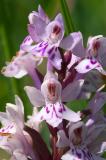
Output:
[
  {"left": 0, "top": 96, "right": 36, "bottom": 160},
  {"left": 1, "top": 3, "right": 106, "bottom": 160},
  {"left": 57, "top": 121, "right": 106, "bottom": 160},
  {"left": 60, "top": 32, "right": 106, "bottom": 75},
  {"left": 24, "top": 71, "right": 83, "bottom": 128}
]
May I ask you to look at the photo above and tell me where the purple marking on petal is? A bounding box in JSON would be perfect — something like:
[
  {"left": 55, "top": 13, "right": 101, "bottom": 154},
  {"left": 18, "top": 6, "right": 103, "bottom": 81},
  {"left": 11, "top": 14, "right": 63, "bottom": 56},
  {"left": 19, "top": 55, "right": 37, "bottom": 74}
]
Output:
[
  {"left": 46, "top": 107, "right": 50, "bottom": 114},
  {"left": 48, "top": 47, "right": 54, "bottom": 55},
  {"left": 76, "top": 150, "right": 82, "bottom": 159},
  {"left": 55, "top": 47, "right": 57, "bottom": 51},
  {"left": 23, "top": 36, "right": 30, "bottom": 43},
  {"left": 39, "top": 42, "right": 44, "bottom": 47},
  {"left": 41, "top": 44, "right": 48, "bottom": 56},
  {"left": 1, "top": 129, "right": 5, "bottom": 132},
  {"left": 82, "top": 149, "right": 92, "bottom": 160},
  {"left": 58, "top": 107, "right": 63, "bottom": 113},
  {"left": 41, "top": 116, "right": 43, "bottom": 120},
  {"left": 62, "top": 104, "right": 66, "bottom": 111},
  {"left": 52, "top": 104, "right": 61, "bottom": 118},
  {"left": 90, "top": 59, "right": 97, "bottom": 65},
  {"left": 49, "top": 53, "right": 55, "bottom": 60},
  {"left": 10, "top": 67, "right": 14, "bottom": 71},
  {"left": 86, "top": 65, "right": 90, "bottom": 69}
]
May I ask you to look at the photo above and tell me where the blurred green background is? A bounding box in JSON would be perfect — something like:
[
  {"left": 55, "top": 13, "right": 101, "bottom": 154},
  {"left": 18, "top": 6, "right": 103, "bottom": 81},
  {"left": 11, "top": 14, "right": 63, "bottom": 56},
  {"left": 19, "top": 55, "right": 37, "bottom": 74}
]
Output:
[{"left": 0, "top": 0, "right": 106, "bottom": 159}]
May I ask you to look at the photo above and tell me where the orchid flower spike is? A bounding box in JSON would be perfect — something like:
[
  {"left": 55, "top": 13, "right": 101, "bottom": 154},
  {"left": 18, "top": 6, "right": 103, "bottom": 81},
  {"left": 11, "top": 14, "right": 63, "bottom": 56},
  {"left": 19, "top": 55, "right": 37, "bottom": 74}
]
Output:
[{"left": 25, "top": 71, "right": 81, "bottom": 128}]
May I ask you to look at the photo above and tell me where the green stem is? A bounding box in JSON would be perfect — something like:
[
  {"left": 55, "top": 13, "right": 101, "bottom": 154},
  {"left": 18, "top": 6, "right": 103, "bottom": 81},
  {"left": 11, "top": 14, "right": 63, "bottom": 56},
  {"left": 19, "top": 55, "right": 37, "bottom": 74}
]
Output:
[
  {"left": 0, "top": 25, "right": 18, "bottom": 95},
  {"left": 60, "top": 0, "right": 75, "bottom": 35}
]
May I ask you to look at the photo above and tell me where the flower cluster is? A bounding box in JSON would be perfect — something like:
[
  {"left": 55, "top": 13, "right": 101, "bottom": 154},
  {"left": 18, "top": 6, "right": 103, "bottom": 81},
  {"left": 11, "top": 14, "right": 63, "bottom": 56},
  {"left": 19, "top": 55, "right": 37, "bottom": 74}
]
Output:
[{"left": 1, "top": 5, "right": 106, "bottom": 160}]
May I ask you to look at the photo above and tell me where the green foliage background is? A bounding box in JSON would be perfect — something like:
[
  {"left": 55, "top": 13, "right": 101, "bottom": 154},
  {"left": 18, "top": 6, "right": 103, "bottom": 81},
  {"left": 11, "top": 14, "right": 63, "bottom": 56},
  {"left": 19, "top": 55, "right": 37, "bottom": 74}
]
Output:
[{"left": 0, "top": 0, "right": 106, "bottom": 159}]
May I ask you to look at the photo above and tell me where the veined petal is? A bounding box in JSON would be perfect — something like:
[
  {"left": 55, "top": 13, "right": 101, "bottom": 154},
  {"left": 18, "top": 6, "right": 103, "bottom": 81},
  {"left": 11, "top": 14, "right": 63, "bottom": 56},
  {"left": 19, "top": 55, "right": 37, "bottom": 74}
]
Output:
[
  {"left": 20, "top": 35, "right": 33, "bottom": 48},
  {"left": 62, "top": 79, "right": 84, "bottom": 102},
  {"left": 24, "top": 86, "right": 45, "bottom": 107},
  {"left": 6, "top": 106, "right": 23, "bottom": 129},
  {"left": 35, "top": 103, "right": 77, "bottom": 127},
  {"left": 0, "top": 123, "right": 16, "bottom": 135},
  {"left": 60, "top": 32, "right": 85, "bottom": 57},
  {"left": 75, "top": 57, "right": 106, "bottom": 75},
  {"left": 61, "top": 148, "right": 104, "bottom": 160},
  {"left": 20, "top": 43, "right": 36, "bottom": 53}
]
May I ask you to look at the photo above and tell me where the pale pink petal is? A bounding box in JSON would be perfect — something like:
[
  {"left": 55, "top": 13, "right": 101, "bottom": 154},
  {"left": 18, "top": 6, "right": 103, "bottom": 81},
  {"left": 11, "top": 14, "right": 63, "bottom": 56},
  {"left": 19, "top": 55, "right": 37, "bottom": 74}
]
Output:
[
  {"left": 60, "top": 32, "right": 85, "bottom": 57},
  {"left": 99, "top": 142, "right": 106, "bottom": 153},
  {"left": 38, "top": 5, "right": 50, "bottom": 23},
  {"left": 75, "top": 57, "right": 106, "bottom": 75},
  {"left": 12, "top": 149, "right": 28, "bottom": 160},
  {"left": 28, "top": 6, "right": 49, "bottom": 43},
  {"left": 62, "top": 79, "right": 84, "bottom": 102},
  {"left": 63, "top": 106, "right": 81, "bottom": 122},
  {"left": 67, "top": 54, "right": 80, "bottom": 69},
  {"left": 24, "top": 86, "right": 45, "bottom": 107},
  {"left": 0, "top": 112, "right": 9, "bottom": 126},
  {"left": 48, "top": 48, "right": 62, "bottom": 70},
  {"left": 44, "top": 14, "right": 64, "bottom": 46},
  {"left": 96, "top": 37, "right": 106, "bottom": 67},
  {"left": 14, "top": 70, "right": 27, "bottom": 78},
  {"left": 1, "top": 61, "right": 20, "bottom": 78}
]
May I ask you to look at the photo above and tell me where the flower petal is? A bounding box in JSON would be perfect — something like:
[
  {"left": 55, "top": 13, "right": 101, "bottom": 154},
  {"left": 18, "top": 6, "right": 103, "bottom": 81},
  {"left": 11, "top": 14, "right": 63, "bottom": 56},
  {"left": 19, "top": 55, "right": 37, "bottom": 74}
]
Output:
[
  {"left": 75, "top": 57, "right": 106, "bottom": 75},
  {"left": 57, "top": 130, "right": 69, "bottom": 148},
  {"left": 87, "top": 92, "right": 106, "bottom": 114},
  {"left": 60, "top": 32, "right": 85, "bottom": 57},
  {"left": 63, "top": 106, "right": 81, "bottom": 122},
  {"left": 48, "top": 48, "right": 62, "bottom": 70},
  {"left": 62, "top": 79, "right": 84, "bottom": 102},
  {"left": 24, "top": 86, "right": 45, "bottom": 107}
]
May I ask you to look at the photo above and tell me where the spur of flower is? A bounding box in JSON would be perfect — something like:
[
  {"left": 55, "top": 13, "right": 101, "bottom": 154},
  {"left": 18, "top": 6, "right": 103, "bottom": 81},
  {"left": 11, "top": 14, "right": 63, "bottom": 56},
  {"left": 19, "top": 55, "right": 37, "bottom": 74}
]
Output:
[{"left": 24, "top": 71, "right": 83, "bottom": 128}]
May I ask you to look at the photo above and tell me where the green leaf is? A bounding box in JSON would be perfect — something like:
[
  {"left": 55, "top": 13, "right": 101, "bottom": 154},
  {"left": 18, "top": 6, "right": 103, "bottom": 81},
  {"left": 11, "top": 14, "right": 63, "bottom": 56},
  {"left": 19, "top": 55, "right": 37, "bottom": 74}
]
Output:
[
  {"left": 60, "top": 0, "right": 75, "bottom": 35},
  {"left": 67, "top": 100, "right": 87, "bottom": 112}
]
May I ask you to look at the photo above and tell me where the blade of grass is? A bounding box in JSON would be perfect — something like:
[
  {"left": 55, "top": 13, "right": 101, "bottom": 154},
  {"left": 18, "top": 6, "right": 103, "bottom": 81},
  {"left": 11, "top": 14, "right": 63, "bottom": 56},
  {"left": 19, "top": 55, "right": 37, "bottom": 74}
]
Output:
[
  {"left": 60, "top": 0, "right": 75, "bottom": 35},
  {"left": 0, "top": 25, "right": 19, "bottom": 96}
]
